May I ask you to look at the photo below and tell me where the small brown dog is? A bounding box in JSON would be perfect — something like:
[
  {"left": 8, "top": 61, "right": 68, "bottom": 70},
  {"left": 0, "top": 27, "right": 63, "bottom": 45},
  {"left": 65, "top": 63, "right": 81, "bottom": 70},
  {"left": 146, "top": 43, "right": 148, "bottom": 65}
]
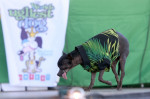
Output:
[{"left": 57, "top": 29, "right": 129, "bottom": 91}]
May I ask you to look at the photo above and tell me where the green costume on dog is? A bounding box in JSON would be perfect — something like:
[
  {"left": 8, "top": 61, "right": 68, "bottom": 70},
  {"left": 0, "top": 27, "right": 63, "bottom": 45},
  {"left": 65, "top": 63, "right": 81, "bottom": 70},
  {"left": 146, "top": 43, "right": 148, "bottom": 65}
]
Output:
[{"left": 76, "top": 29, "right": 119, "bottom": 72}]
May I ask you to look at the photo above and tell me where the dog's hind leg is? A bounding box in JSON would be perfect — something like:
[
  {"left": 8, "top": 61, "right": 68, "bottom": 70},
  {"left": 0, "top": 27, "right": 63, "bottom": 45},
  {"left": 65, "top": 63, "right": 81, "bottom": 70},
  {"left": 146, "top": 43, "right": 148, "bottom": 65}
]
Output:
[
  {"left": 111, "top": 58, "right": 120, "bottom": 86},
  {"left": 85, "top": 72, "right": 96, "bottom": 91},
  {"left": 98, "top": 70, "right": 112, "bottom": 85}
]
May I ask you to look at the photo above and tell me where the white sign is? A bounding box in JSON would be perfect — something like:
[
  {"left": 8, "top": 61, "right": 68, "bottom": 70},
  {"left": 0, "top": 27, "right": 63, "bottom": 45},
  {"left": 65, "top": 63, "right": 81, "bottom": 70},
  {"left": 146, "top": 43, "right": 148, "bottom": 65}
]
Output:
[{"left": 0, "top": 0, "right": 69, "bottom": 86}]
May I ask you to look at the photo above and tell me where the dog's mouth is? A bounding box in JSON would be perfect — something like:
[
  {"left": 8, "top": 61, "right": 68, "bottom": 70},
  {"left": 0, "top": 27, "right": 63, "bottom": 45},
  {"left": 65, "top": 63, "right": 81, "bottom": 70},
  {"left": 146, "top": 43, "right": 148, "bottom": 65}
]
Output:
[
  {"left": 62, "top": 70, "right": 67, "bottom": 79},
  {"left": 57, "top": 69, "right": 69, "bottom": 80}
]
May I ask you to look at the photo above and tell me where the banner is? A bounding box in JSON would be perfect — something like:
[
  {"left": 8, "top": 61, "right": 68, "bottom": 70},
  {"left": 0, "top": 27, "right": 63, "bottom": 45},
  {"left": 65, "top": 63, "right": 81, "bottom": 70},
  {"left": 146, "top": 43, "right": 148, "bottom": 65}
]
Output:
[{"left": 0, "top": 0, "right": 69, "bottom": 86}]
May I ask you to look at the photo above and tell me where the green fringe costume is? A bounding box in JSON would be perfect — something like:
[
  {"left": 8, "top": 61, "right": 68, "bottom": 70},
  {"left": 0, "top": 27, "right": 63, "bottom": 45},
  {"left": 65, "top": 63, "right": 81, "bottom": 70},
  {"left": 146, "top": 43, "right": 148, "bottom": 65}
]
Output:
[{"left": 75, "top": 29, "right": 119, "bottom": 72}]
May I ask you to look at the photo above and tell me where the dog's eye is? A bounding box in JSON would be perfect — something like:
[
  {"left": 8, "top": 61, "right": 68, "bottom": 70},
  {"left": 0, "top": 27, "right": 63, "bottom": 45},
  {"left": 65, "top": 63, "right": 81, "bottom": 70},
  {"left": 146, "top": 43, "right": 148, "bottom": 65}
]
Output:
[{"left": 68, "top": 61, "right": 72, "bottom": 64}]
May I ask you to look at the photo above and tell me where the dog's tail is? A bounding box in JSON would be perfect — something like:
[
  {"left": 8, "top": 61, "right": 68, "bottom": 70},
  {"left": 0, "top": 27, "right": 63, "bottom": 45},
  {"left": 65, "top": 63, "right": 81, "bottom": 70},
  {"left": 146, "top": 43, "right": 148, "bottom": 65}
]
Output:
[{"left": 118, "top": 62, "right": 121, "bottom": 76}]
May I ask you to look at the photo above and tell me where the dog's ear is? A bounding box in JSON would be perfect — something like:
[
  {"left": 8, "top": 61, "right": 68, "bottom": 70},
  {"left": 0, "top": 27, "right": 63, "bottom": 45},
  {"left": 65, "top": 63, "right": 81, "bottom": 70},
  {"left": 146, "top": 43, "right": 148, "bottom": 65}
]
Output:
[{"left": 63, "top": 52, "right": 67, "bottom": 56}]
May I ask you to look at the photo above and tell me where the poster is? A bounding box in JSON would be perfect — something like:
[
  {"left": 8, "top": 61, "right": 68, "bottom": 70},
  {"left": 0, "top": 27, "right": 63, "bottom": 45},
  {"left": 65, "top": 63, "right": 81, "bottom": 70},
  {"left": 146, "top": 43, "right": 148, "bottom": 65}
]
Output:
[{"left": 0, "top": 0, "right": 69, "bottom": 86}]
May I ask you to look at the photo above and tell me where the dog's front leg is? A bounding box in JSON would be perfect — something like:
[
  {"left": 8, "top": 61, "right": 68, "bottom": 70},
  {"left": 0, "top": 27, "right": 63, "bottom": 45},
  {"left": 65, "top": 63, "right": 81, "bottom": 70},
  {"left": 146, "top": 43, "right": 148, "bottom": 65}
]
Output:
[
  {"left": 98, "top": 70, "right": 112, "bottom": 85},
  {"left": 117, "top": 56, "right": 126, "bottom": 90},
  {"left": 85, "top": 72, "right": 96, "bottom": 91},
  {"left": 111, "top": 59, "right": 119, "bottom": 85}
]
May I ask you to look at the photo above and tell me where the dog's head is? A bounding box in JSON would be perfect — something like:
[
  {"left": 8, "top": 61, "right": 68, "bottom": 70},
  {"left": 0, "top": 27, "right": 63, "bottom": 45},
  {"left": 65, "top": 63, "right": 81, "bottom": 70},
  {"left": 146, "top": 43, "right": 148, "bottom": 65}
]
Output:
[
  {"left": 57, "top": 53, "right": 73, "bottom": 70},
  {"left": 57, "top": 53, "right": 73, "bottom": 79}
]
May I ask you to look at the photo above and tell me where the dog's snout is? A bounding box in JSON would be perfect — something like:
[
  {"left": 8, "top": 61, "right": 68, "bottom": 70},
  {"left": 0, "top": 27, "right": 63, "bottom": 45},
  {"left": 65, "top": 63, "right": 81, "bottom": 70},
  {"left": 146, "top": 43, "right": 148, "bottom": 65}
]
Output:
[
  {"left": 57, "top": 73, "right": 62, "bottom": 77},
  {"left": 57, "top": 70, "right": 64, "bottom": 77}
]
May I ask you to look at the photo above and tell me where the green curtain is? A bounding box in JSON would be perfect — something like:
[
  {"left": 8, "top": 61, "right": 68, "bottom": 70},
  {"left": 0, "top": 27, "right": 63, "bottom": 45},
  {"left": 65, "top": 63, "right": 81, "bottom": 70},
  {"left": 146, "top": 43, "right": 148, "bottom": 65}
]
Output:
[
  {"left": 0, "top": 20, "right": 9, "bottom": 83},
  {"left": 58, "top": 0, "right": 150, "bottom": 87}
]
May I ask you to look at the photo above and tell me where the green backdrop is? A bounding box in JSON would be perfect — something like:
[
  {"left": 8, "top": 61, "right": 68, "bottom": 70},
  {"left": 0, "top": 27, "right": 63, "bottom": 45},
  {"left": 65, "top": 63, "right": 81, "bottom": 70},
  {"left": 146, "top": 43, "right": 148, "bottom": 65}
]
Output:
[
  {"left": 58, "top": 0, "right": 150, "bottom": 87},
  {"left": 0, "top": 21, "right": 9, "bottom": 83},
  {"left": 0, "top": 0, "right": 150, "bottom": 87}
]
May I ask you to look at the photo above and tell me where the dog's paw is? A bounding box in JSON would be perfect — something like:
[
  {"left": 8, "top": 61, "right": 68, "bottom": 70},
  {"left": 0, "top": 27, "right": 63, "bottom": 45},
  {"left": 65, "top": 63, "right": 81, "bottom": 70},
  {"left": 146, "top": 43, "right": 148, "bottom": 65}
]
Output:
[
  {"left": 117, "top": 87, "right": 122, "bottom": 91},
  {"left": 117, "top": 82, "right": 122, "bottom": 91},
  {"left": 107, "top": 81, "right": 112, "bottom": 86},
  {"left": 83, "top": 88, "right": 91, "bottom": 91}
]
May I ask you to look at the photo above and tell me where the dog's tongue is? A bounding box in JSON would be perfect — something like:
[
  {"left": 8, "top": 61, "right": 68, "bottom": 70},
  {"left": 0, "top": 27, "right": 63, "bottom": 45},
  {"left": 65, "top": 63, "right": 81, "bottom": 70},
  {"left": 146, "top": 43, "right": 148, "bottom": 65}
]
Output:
[{"left": 62, "top": 72, "right": 67, "bottom": 79}]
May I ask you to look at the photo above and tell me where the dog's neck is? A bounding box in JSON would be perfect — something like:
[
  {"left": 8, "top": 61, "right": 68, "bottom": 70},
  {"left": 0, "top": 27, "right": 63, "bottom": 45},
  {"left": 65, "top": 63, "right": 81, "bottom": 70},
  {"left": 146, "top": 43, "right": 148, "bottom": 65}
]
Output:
[{"left": 69, "top": 50, "right": 83, "bottom": 67}]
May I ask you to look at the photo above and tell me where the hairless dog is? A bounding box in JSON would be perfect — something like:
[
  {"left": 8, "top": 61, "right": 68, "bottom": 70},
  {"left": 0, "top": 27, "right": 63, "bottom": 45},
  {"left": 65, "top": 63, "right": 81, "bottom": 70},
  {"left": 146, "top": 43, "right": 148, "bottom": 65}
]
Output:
[{"left": 57, "top": 29, "right": 129, "bottom": 91}]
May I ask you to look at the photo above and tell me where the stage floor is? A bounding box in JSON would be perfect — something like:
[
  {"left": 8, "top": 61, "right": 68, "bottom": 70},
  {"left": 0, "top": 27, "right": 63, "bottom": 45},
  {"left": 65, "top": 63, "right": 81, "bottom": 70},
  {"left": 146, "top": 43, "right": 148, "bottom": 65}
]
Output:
[{"left": 0, "top": 88, "right": 150, "bottom": 99}]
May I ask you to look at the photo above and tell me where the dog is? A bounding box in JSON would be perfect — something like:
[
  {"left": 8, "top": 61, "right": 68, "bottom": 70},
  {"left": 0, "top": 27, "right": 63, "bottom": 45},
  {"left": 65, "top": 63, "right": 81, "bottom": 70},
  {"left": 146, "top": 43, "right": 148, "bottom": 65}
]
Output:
[{"left": 57, "top": 29, "right": 129, "bottom": 91}]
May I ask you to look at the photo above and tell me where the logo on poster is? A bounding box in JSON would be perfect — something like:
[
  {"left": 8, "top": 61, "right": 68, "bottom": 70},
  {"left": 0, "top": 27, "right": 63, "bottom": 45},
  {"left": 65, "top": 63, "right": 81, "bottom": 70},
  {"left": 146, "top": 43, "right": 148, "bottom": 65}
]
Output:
[{"left": 8, "top": 3, "right": 55, "bottom": 75}]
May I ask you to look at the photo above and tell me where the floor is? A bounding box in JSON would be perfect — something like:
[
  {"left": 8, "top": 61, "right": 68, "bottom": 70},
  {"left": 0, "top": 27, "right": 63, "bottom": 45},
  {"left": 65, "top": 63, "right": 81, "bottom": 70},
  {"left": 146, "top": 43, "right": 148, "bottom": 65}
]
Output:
[{"left": 0, "top": 88, "right": 150, "bottom": 99}]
